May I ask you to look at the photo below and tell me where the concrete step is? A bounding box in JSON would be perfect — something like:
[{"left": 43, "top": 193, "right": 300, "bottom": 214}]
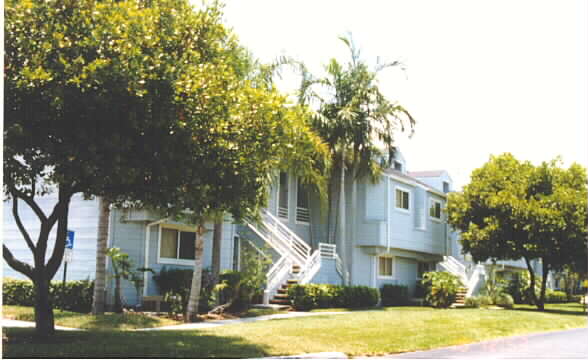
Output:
[{"left": 270, "top": 299, "right": 291, "bottom": 305}]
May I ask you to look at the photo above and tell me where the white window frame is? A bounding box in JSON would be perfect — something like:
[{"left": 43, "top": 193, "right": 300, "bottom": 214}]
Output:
[
  {"left": 157, "top": 224, "right": 198, "bottom": 266},
  {"left": 394, "top": 186, "right": 411, "bottom": 213},
  {"left": 377, "top": 255, "right": 396, "bottom": 280},
  {"left": 429, "top": 198, "right": 442, "bottom": 222},
  {"left": 295, "top": 178, "right": 310, "bottom": 225}
]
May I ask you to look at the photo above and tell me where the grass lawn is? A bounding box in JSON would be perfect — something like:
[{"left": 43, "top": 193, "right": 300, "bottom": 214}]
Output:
[
  {"left": 3, "top": 303, "right": 586, "bottom": 358},
  {"left": 2, "top": 305, "right": 181, "bottom": 330}
]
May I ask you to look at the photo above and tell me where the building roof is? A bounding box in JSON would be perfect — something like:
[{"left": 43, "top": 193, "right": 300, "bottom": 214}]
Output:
[
  {"left": 383, "top": 169, "right": 446, "bottom": 197},
  {"left": 407, "top": 170, "right": 447, "bottom": 178}
]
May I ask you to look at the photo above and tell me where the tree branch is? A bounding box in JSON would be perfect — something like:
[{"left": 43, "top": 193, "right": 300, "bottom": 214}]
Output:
[
  {"left": 46, "top": 187, "right": 72, "bottom": 278},
  {"left": 12, "top": 197, "right": 37, "bottom": 254},
  {"left": 3, "top": 245, "right": 34, "bottom": 280},
  {"left": 9, "top": 185, "right": 48, "bottom": 223}
]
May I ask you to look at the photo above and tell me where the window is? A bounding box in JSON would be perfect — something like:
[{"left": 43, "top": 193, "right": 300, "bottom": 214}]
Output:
[
  {"left": 418, "top": 262, "right": 435, "bottom": 279},
  {"left": 378, "top": 256, "right": 394, "bottom": 278},
  {"left": 395, "top": 188, "right": 410, "bottom": 211},
  {"left": 296, "top": 179, "right": 310, "bottom": 224},
  {"left": 443, "top": 181, "right": 450, "bottom": 193},
  {"left": 159, "top": 227, "right": 196, "bottom": 263},
  {"left": 429, "top": 199, "right": 442, "bottom": 220},
  {"left": 278, "top": 172, "right": 289, "bottom": 219},
  {"left": 394, "top": 161, "right": 403, "bottom": 172}
]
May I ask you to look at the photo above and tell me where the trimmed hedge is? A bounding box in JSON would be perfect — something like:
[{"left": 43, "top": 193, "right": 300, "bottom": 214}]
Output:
[
  {"left": 287, "top": 284, "right": 379, "bottom": 311},
  {"left": 3, "top": 278, "right": 94, "bottom": 313},
  {"left": 152, "top": 267, "right": 215, "bottom": 314},
  {"left": 380, "top": 284, "right": 409, "bottom": 306}
]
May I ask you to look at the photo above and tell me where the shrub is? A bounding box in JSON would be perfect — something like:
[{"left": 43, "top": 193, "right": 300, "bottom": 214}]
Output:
[
  {"left": 3, "top": 278, "right": 94, "bottom": 313},
  {"left": 287, "top": 284, "right": 379, "bottom": 311},
  {"left": 545, "top": 289, "right": 567, "bottom": 303},
  {"left": 422, "top": 271, "right": 463, "bottom": 308},
  {"left": 477, "top": 295, "right": 493, "bottom": 306},
  {"left": 505, "top": 271, "right": 542, "bottom": 304},
  {"left": 152, "top": 267, "right": 214, "bottom": 314},
  {"left": 464, "top": 296, "right": 481, "bottom": 308},
  {"left": 381, "top": 284, "right": 409, "bottom": 306},
  {"left": 495, "top": 293, "right": 514, "bottom": 309}
]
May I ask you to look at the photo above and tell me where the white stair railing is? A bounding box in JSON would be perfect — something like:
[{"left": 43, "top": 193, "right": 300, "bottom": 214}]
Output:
[
  {"left": 299, "top": 250, "right": 321, "bottom": 284},
  {"left": 247, "top": 209, "right": 311, "bottom": 266},
  {"left": 263, "top": 256, "right": 292, "bottom": 304}
]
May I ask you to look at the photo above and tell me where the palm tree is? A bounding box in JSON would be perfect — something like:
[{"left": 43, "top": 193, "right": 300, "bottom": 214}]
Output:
[
  {"left": 300, "top": 35, "right": 415, "bottom": 282},
  {"left": 92, "top": 197, "right": 110, "bottom": 314}
]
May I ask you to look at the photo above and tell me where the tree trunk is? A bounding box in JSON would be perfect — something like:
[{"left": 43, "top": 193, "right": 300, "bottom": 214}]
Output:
[
  {"left": 113, "top": 276, "right": 122, "bottom": 313},
  {"left": 326, "top": 169, "right": 340, "bottom": 245},
  {"left": 336, "top": 155, "right": 347, "bottom": 284},
  {"left": 524, "top": 256, "right": 541, "bottom": 309},
  {"left": 92, "top": 197, "right": 110, "bottom": 314},
  {"left": 186, "top": 224, "right": 205, "bottom": 322},
  {"left": 33, "top": 272, "right": 55, "bottom": 338},
  {"left": 212, "top": 219, "right": 223, "bottom": 284},
  {"left": 537, "top": 260, "right": 549, "bottom": 311}
]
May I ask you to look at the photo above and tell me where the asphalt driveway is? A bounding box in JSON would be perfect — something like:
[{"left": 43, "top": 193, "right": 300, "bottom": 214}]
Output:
[{"left": 371, "top": 327, "right": 588, "bottom": 359}]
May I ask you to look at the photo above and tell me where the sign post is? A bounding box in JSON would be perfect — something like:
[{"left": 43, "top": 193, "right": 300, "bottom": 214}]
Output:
[{"left": 63, "top": 230, "right": 75, "bottom": 285}]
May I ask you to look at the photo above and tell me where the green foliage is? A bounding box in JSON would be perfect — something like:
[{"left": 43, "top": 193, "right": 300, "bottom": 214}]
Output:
[
  {"left": 3, "top": 278, "right": 93, "bottom": 313},
  {"left": 464, "top": 296, "right": 481, "bottom": 308},
  {"left": 380, "top": 284, "right": 410, "bottom": 306},
  {"left": 481, "top": 264, "right": 508, "bottom": 304},
  {"left": 477, "top": 295, "right": 494, "bottom": 306},
  {"left": 152, "top": 267, "right": 214, "bottom": 314},
  {"left": 545, "top": 290, "right": 568, "bottom": 303},
  {"left": 495, "top": 293, "right": 514, "bottom": 309},
  {"left": 422, "top": 272, "right": 463, "bottom": 308},
  {"left": 447, "top": 154, "right": 587, "bottom": 309},
  {"left": 505, "top": 271, "right": 541, "bottom": 304},
  {"left": 238, "top": 243, "right": 273, "bottom": 307},
  {"left": 287, "top": 284, "right": 379, "bottom": 311}
]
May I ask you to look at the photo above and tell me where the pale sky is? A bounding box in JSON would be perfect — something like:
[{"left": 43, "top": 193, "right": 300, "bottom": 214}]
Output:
[{"left": 220, "top": 0, "right": 587, "bottom": 189}]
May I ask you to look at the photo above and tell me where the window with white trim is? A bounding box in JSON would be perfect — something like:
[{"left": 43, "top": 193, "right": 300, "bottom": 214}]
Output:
[
  {"left": 417, "top": 262, "right": 435, "bottom": 279},
  {"left": 296, "top": 178, "right": 310, "bottom": 224},
  {"left": 429, "top": 199, "right": 442, "bottom": 220},
  {"left": 277, "top": 172, "right": 289, "bottom": 219},
  {"left": 159, "top": 227, "right": 196, "bottom": 262},
  {"left": 395, "top": 188, "right": 410, "bottom": 211},
  {"left": 378, "top": 256, "right": 394, "bottom": 278}
]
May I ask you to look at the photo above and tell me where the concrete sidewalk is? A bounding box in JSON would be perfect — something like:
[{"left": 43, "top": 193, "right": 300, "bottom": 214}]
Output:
[
  {"left": 1, "top": 319, "right": 81, "bottom": 331},
  {"left": 137, "top": 311, "right": 350, "bottom": 331},
  {"left": 1, "top": 310, "right": 351, "bottom": 332}
]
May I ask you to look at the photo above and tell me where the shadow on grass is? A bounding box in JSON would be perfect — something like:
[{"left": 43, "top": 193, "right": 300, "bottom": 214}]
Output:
[
  {"left": 511, "top": 303, "right": 587, "bottom": 316},
  {"left": 3, "top": 327, "right": 271, "bottom": 358}
]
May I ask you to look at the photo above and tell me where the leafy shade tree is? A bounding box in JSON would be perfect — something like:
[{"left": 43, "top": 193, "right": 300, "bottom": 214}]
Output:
[
  {"left": 4, "top": 0, "right": 329, "bottom": 334},
  {"left": 447, "top": 154, "right": 587, "bottom": 310},
  {"left": 299, "top": 35, "right": 414, "bottom": 280}
]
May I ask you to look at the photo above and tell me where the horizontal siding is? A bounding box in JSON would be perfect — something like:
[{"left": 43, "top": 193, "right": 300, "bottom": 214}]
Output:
[{"left": 3, "top": 193, "right": 99, "bottom": 281}]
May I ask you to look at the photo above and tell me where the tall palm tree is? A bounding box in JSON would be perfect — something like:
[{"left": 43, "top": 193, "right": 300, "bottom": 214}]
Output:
[
  {"left": 92, "top": 197, "right": 110, "bottom": 314},
  {"left": 300, "top": 35, "right": 415, "bottom": 282}
]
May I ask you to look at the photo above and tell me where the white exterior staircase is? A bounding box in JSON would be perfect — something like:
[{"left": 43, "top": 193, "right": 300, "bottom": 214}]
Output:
[
  {"left": 247, "top": 209, "right": 348, "bottom": 304},
  {"left": 438, "top": 256, "right": 486, "bottom": 298}
]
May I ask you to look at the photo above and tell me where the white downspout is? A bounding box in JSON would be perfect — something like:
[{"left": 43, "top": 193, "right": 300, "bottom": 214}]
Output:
[{"left": 143, "top": 218, "right": 168, "bottom": 297}]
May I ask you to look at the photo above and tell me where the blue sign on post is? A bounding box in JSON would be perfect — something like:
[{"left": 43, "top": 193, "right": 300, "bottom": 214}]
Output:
[{"left": 65, "top": 230, "right": 75, "bottom": 249}]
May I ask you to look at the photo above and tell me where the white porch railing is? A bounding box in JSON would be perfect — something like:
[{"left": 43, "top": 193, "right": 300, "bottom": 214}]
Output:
[
  {"left": 439, "top": 256, "right": 486, "bottom": 298},
  {"left": 262, "top": 256, "right": 292, "bottom": 304},
  {"left": 247, "top": 209, "right": 312, "bottom": 266},
  {"left": 299, "top": 250, "right": 321, "bottom": 284}
]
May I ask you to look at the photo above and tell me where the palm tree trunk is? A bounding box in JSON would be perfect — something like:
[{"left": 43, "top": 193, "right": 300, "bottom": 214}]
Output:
[
  {"left": 92, "top": 197, "right": 110, "bottom": 314},
  {"left": 337, "top": 154, "right": 347, "bottom": 284},
  {"left": 186, "top": 224, "right": 205, "bottom": 322},
  {"left": 212, "top": 219, "right": 222, "bottom": 285}
]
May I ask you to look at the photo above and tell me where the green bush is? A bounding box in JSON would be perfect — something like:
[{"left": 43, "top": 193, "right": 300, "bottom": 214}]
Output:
[
  {"left": 380, "top": 284, "right": 409, "bottom": 306},
  {"left": 422, "top": 271, "right": 463, "bottom": 308},
  {"left": 495, "top": 293, "right": 514, "bottom": 309},
  {"left": 545, "top": 289, "right": 567, "bottom": 303},
  {"left": 464, "top": 296, "right": 481, "bottom": 308},
  {"left": 3, "top": 278, "right": 94, "bottom": 313},
  {"left": 152, "top": 267, "right": 214, "bottom": 314},
  {"left": 287, "top": 284, "right": 379, "bottom": 311},
  {"left": 477, "top": 295, "right": 493, "bottom": 306},
  {"left": 505, "top": 271, "right": 541, "bottom": 304}
]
